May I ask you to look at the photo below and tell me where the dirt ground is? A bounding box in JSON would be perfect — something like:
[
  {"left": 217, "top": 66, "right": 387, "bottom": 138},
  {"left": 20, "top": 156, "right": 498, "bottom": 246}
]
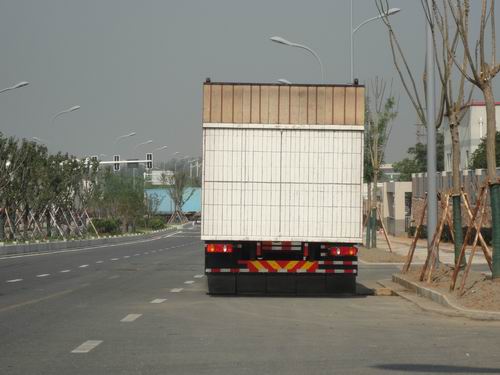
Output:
[
  {"left": 403, "top": 265, "right": 500, "bottom": 312},
  {"left": 358, "top": 246, "right": 407, "bottom": 263}
]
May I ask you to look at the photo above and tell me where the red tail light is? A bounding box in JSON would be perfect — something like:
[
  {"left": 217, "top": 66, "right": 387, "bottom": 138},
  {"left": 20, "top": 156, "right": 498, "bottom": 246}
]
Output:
[
  {"left": 206, "top": 243, "right": 233, "bottom": 253},
  {"left": 329, "top": 246, "right": 358, "bottom": 256}
]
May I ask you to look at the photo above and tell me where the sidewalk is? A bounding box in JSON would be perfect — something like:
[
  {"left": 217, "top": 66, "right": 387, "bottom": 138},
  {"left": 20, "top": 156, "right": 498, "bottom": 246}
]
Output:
[{"left": 368, "top": 231, "right": 488, "bottom": 265}]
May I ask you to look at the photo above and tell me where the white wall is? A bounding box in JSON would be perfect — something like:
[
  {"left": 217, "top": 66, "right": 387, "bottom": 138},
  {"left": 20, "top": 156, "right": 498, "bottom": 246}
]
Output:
[{"left": 443, "top": 104, "right": 500, "bottom": 171}]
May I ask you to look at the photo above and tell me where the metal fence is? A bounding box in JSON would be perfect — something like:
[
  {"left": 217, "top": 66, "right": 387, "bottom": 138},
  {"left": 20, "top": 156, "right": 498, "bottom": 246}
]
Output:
[{"left": 412, "top": 168, "right": 500, "bottom": 205}]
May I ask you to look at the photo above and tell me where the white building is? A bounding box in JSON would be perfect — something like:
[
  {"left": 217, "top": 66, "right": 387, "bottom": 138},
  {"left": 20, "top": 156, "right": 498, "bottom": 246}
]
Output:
[{"left": 442, "top": 101, "right": 500, "bottom": 171}]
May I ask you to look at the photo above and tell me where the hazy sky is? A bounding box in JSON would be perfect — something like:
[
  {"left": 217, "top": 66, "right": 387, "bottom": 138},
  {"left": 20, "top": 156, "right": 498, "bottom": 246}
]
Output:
[{"left": 0, "top": 1, "right": 497, "bottom": 163}]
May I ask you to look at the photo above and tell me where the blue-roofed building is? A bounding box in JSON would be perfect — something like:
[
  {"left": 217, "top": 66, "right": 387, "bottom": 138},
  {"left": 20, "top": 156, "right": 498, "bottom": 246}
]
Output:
[{"left": 145, "top": 187, "right": 201, "bottom": 214}]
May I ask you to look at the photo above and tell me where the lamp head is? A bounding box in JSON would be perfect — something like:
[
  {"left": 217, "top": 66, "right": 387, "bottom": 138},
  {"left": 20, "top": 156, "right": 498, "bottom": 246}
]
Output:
[
  {"left": 13, "top": 81, "right": 29, "bottom": 89},
  {"left": 270, "top": 36, "right": 292, "bottom": 46},
  {"left": 386, "top": 8, "right": 401, "bottom": 16}
]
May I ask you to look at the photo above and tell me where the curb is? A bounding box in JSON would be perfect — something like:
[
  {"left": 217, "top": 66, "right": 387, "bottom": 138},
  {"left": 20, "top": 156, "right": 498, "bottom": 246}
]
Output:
[
  {"left": 387, "top": 274, "right": 500, "bottom": 321},
  {"left": 0, "top": 227, "right": 178, "bottom": 257}
]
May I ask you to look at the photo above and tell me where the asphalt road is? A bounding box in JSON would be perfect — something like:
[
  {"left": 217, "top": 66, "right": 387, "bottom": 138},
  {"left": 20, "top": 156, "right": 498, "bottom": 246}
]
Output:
[{"left": 1, "top": 227, "right": 500, "bottom": 375}]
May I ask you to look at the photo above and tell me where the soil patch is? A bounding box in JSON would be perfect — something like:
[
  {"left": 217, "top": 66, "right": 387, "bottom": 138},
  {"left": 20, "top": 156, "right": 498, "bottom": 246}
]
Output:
[
  {"left": 358, "top": 246, "right": 407, "bottom": 263},
  {"left": 403, "top": 265, "right": 500, "bottom": 312}
]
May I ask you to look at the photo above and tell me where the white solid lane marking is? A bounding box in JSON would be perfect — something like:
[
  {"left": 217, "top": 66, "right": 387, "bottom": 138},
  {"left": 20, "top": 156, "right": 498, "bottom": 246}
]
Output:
[
  {"left": 96, "top": 260, "right": 104, "bottom": 264},
  {"left": 110, "top": 258, "right": 119, "bottom": 261},
  {"left": 170, "top": 288, "right": 183, "bottom": 293},
  {"left": 0, "top": 230, "right": 183, "bottom": 261},
  {"left": 6, "top": 279, "right": 23, "bottom": 283},
  {"left": 120, "top": 314, "right": 142, "bottom": 322},
  {"left": 71, "top": 340, "right": 103, "bottom": 353},
  {"left": 79, "top": 264, "right": 89, "bottom": 268},
  {"left": 150, "top": 298, "right": 167, "bottom": 304},
  {"left": 193, "top": 274, "right": 204, "bottom": 278},
  {"left": 184, "top": 280, "right": 194, "bottom": 284},
  {"left": 37, "top": 274, "right": 50, "bottom": 278},
  {"left": 60, "top": 269, "right": 71, "bottom": 273}
]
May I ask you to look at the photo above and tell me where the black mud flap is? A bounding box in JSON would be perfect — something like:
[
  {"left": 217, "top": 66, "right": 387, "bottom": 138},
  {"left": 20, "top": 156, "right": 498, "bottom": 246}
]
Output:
[
  {"left": 208, "top": 273, "right": 357, "bottom": 296},
  {"left": 207, "top": 274, "right": 236, "bottom": 295},
  {"left": 325, "top": 274, "right": 356, "bottom": 294}
]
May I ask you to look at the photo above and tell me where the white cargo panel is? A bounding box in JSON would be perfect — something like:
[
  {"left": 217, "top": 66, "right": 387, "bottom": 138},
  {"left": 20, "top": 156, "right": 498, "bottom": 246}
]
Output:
[{"left": 201, "top": 123, "right": 363, "bottom": 242}]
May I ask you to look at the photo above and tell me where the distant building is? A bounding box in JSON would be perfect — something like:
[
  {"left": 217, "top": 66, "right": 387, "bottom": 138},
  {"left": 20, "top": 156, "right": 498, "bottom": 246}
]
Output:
[
  {"left": 380, "top": 163, "right": 400, "bottom": 181},
  {"left": 442, "top": 101, "right": 500, "bottom": 171},
  {"left": 145, "top": 188, "right": 201, "bottom": 214},
  {"left": 144, "top": 170, "right": 174, "bottom": 185}
]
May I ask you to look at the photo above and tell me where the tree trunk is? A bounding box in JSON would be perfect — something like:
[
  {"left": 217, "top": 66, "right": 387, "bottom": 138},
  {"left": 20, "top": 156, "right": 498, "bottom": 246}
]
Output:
[
  {"left": 484, "top": 83, "right": 500, "bottom": 278},
  {"left": 46, "top": 210, "right": 51, "bottom": 238},
  {"left": 0, "top": 209, "right": 5, "bottom": 241},
  {"left": 450, "top": 121, "right": 465, "bottom": 266},
  {"left": 366, "top": 182, "right": 372, "bottom": 248},
  {"left": 371, "top": 170, "right": 378, "bottom": 249}
]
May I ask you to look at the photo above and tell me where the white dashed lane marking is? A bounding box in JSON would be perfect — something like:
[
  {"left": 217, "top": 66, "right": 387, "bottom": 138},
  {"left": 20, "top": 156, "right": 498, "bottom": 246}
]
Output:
[
  {"left": 184, "top": 280, "right": 194, "bottom": 284},
  {"left": 150, "top": 298, "right": 167, "bottom": 304},
  {"left": 134, "top": 254, "right": 140, "bottom": 256},
  {"left": 37, "top": 274, "right": 50, "bottom": 278},
  {"left": 193, "top": 274, "right": 204, "bottom": 279},
  {"left": 123, "top": 255, "right": 130, "bottom": 259},
  {"left": 60, "top": 269, "right": 71, "bottom": 273},
  {"left": 170, "top": 288, "right": 183, "bottom": 293},
  {"left": 96, "top": 260, "right": 104, "bottom": 264},
  {"left": 79, "top": 264, "right": 89, "bottom": 268},
  {"left": 71, "top": 340, "right": 103, "bottom": 353},
  {"left": 110, "top": 258, "right": 119, "bottom": 261},
  {"left": 6, "top": 279, "right": 23, "bottom": 283},
  {"left": 120, "top": 314, "right": 142, "bottom": 322},
  {"left": 144, "top": 252, "right": 149, "bottom": 255},
  {"left": 108, "top": 275, "right": 120, "bottom": 280}
]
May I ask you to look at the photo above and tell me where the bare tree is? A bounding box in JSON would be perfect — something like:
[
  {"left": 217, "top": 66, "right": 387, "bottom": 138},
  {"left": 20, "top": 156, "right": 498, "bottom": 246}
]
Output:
[
  {"left": 165, "top": 170, "right": 195, "bottom": 224},
  {"left": 375, "top": 0, "right": 446, "bottom": 131},
  {"left": 446, "top": 0, "right": 500, "bottom": 277},
  {"left": 365, "top": 78, "right": 398, "bottom": 248},
  {"left": 425, "top": 0, "right": 474, "bottom": 263}
]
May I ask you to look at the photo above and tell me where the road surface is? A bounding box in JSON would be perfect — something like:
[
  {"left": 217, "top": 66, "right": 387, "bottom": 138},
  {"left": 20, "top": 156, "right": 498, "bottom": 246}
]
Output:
[{"left": 1, "top": 227, "right": 499, "bottom": 374}]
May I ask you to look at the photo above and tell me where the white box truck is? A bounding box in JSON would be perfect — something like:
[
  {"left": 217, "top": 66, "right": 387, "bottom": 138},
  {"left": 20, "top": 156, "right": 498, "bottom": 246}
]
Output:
[{"left": 201, "top": 81, "right": 364, "bottom": 294}]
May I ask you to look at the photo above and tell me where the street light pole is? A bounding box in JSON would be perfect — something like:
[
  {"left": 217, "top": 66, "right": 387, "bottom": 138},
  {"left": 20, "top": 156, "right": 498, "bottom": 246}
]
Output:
[
  {"left": 270, "top": 36, "right": 324, "bottom": 83},
  {"left": 350, "top": 3, "right": 401, "bottom": 83},
  {"left": 426, "top": 0, "right": 437, "bottom": 250}
]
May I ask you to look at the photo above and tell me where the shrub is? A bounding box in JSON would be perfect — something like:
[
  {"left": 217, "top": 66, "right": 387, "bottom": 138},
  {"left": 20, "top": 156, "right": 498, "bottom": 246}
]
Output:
[
  {"left": 149, "top": 217, "right": 165, "bottom": 230},
  {"left": 92, "top": 218, "right": 121, "bottom": 234}
]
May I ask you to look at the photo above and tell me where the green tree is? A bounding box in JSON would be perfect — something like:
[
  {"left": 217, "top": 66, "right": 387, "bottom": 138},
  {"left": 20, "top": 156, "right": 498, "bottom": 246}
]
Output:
[
  {"left": 393, "top": 133, "right": 445, "bottom": 181},
  {"left": 469, "top": 132, "right": 500, "bottom": 170}
]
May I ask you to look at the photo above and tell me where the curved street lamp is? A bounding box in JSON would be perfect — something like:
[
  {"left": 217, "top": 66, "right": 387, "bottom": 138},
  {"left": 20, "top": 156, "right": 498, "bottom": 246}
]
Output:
[
  {"left": 350, "top": 4, "right": 401, "bottom": 82},
  {"left": 135, "top": 140, "right": 153, "bottom": 149},
  {"left": 154, "top": 145, "right": 168, "bottom": 152},
  {"left": 270, "top": 36, "right": 324, "bottom": 83},
  {"left": 0, "top": 81, "right": 29, "bottom": 94},
  {"left": 52, "top": 105, "right": 81, "bottom": 123},
  {"left": 32, "top": 136, "right": 47, "bottom": 144},
  {"left": 114, "top": 132, "right": 136, "bottom": 143}
]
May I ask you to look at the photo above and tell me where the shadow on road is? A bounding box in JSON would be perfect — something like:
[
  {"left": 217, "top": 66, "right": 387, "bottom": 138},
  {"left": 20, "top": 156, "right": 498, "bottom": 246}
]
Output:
[{"left": 373, "top": 364, "right": 500, "bottom": 373}]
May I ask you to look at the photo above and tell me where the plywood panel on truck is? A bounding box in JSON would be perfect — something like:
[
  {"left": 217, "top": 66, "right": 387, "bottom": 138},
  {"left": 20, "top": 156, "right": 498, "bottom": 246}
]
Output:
[{"left": 201, "top": 82, "right": 365, "bottom": 243}]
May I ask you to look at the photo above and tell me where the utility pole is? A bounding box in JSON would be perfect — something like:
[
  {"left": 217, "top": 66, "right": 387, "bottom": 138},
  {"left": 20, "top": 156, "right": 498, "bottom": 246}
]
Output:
[{"left": 426, "top": 0, "right": 437, "bottom": 251}]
